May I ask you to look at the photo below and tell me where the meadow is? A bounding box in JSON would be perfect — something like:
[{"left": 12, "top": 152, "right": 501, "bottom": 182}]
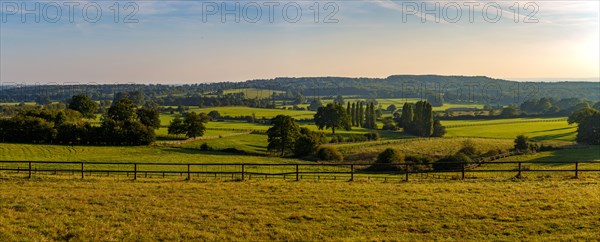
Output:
[
  {"left": 0, "top": 143, "right": 299, "bottom": 164},
  {"left": 2, "top": 103, "right": 599, "bottom": 241},
  {"left": 223, "top": 88, "right": 285, "bottom": 99},
  {"left": 0, "top": 178, "right": 598, "bottom": 241},
  {"left": 442, "top": 118, "right": 576, "bottom": 143}
]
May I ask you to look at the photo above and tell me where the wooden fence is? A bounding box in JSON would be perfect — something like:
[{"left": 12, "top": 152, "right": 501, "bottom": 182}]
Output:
[{"left": 1, "top": 160, "right": 599, "bottom": 182}]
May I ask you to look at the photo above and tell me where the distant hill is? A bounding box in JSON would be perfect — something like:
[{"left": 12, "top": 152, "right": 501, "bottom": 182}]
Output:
[
  {"left": 246, "top": 75, "right": 599, "bottom": 104},
  {"left": 1, "top": 75, "right": 598, "bottom": 105}
]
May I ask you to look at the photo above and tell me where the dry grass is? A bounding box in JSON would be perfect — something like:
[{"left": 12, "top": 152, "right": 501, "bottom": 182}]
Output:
[
  {"left": 335, "top": 137, "right": 514, "bottom": 162},
  {"left": 1, "top": 178, "right": 598, "bottom": 241}
]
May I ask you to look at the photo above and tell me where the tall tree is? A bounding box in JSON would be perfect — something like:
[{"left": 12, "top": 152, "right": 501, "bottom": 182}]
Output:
[
  {"left": 370, "top": 102, "right": 377, "bottom": 129},
  {"left": 358, "top": 102, "right": 364, "bottom": 127},
  {"left": 314, "top": 103, "right": 351, "bottom": 134},
  {"left": 364, "top": 103, "right": 371, "bottom": 129},
  {"left": 168, "top": 115, "right": 187, "bottom": 137},
  {"left": 346, "top": 102, "right": 351, "bottom": 121},
  {"left": 401, "top": 103, "right": 414, "bottom": 133},
  {"left": 183, "top": 112, "right": 209, "bottom": 138},
  {"left": 136, "top": 108, "right": 161, "bottom": 129},
  {"left": 267, "top": 115, "right": 300, "bottom": 156},
  {"left": 422, "top": 101, "right": 434, "bottom": 137},
  {"left": 569, "top": 107, "right": 600, "bottom": 144},
  {"left": 106, "top": 98, "right": 137, "bottom": 122},
  {"left": 351, "top": 103, "right": 356, "bottom": 126},
  {"left": 432, "top": 119, "right": 446, "bottom": 137},
  {"left": 68, "top": 94, "right": 98, "bottom": 119},
  {"left": 413, "top": 101, "right": 425, "bottom": 135}
]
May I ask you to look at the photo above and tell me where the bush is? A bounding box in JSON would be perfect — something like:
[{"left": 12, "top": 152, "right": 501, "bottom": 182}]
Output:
[
  {"left": 294, "top": 129, "right": 325, "bottom": 157},
  {"left": 200, "top": 143, "right": 212, "bottom": 151},
  {"left": 482, "top": 149, "right": 500, "bottom": 157},
  {"left": 514, "top": 135, "right": 529, "bottom": 152},
  {"left": 221, "top": 148, "right": 246, "bottom": 154},
  {"left": 528, "top": 143, "right": 540, "bottom": 153},
  {"left": 433, "top": 153, "right": 472, "bottom": 171},
  {"left": 365, "top": 132, "right": 380, "bottom": 141},
  {"left": 405, "top": 155, "right": 434, "bottom": 165},
  {"left": 329, "top": 135, "right": 343, "bottom": 143},
  {"left": 317, "top": 146, "right": 344, "bottom": 162},
  {"left": 458, "top": 139, "right": 478, "bottom": 158},
  {"left": 405, "top": 155, "right": 434, "bottom": 171},
  {"left": 376, "top": 148, "right": 404, "bottom": 164}
]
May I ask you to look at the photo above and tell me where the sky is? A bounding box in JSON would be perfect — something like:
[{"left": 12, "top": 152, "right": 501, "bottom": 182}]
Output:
[{"left": 0, "top": 0, "right": 599, "bottom": 84}]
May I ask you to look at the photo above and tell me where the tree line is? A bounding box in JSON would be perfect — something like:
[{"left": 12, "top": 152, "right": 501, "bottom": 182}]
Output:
[{"left": 0, "top": 95, "right": 163, "bottom": 145}]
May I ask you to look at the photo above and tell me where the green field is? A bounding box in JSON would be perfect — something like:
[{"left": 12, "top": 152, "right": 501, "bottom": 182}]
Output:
[
  {"left": 335, "top": 137, "right": 515, "bottom": 162},
  {"left": 1, "top": 178, "right": 598, "bottom": 241},
  {"left": 0, "top": 143, "right": 299, "bottom": 164},
  {"left": 223, "top": 88, "right": 285, "bottom": 99},
  {"left": 443, "top": 118, "right": 576, "bottom": 143},
  {"left": 0, "top": 102, "right": 37, "bottom": 106},
  {"left": 498, "top": 146, "right": 600, "bottom": 162},
  {"left": 159, "top": 107, "right": 316, "bottom": 125},
  {"left": 180, "top": 134, "right": 269, "bottom": 155}
]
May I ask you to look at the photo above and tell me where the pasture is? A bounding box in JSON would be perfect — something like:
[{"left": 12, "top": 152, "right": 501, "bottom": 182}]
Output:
[
  {"left": 335, "top": 137, "right": 515, "bottom": 162},
  {"left": 443, "top": 118, "right": 576, "bottom": 143},
  {"left": 0, "top": 178, "right": 598, "bottom": 241},
  {"left": 0, "top": 143, "right": 300, "bottom": 164},
  {"left": 222, "top": 88, "right": 285, "bottom": 99}
]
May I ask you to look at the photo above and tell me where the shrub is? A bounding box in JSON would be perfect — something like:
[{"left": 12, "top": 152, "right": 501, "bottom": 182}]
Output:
[
  {"left": 405, "top": 155, "right": 434, "bottom": 164},
  {"left": 482, "top": 149, "right": 500, "bottom": 157},
  {"left": 376, "top": 148, "right": 404, "bottom": 164},
  {"left": 317, "top": 146, "right": 344, "bottom": 162},
  {"left": 200, "top": 142, "right": 212, "bottom": 151},
  {"left": 433, "top": 153, "right": 472, "bottom": 171},
  {"left": 528, "top": 143, "right": 540, "bottom": 153},
  {"left": 294, "top": 129, "right": 325, "bottom": 157},
  {"left": 367, "top": 148, "right": 407, "bottom": 171},
  {"left": 459, "top": 139, "right": 478, "bottom": 158},
  {"left": 514, "top": 135, "right": 530, "bottom": 152},
  {"left": 329, "top": 135, "right": 344, "bottom": 143},
  {"left": 365, "top": 132, "right": 380, "bottom": 141},
  {"left": 405, "top": 155, "right": 434, "bottom": 171},
  {"left": 221, "top": 147, "right": 246, "bottom": 154}
]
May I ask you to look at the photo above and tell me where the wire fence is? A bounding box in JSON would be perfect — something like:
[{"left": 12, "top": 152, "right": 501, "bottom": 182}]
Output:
[{"left": 1, "top": 160, "right": 599, "bottom": 182}]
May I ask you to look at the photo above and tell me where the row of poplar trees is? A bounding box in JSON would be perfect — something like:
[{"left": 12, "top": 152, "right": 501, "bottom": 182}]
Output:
[
  {"left": 344, "top": 101, "right": 377, "bottom": 129},
  {"left": 399, "top": 101, "right": 435, "bottom": 137}
]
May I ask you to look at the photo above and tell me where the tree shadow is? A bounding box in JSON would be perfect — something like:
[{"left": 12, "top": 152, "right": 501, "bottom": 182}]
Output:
[
  {"left": 530, "top": 146, "right": 600, "bottom": 167},
  {"left": 529, "top": 127, "right": 575, "bottom": 134},
  {"left": 531, "top": 132, "right": 576, "bottom": 142}
]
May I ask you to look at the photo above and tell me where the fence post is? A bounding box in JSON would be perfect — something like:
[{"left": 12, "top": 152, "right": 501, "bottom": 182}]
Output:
[
  {"left": 517, "top": 162, "right": 522, "bottom": 178},
  {"left": 81, "top": 163, "right": 84, "bottom": 179},
  {"left": 187, "top": 164, "right": 191, "bottom": 181},
  {"left": 405, "top": 170, "right": 409, "bottom": 182},
  {"left": 241, "top": 164, "right": 245, "bottom": 180},
  {"left": 28, "top": 161, "right": 32, "bottom": 179},
  {"left": 461, "top": 162, "right": 465, "bottom": 180},
  {"left": 296, "top": 164, "right": 299, "bottom": 181},
  {"left": 350, "top": 164, "right": 354, "bottom": 181},
  {"left": 575, "top": 162, "right": 579, "bottom": 178},
  {"left": 134, "top": 163, "right": 137, "bottom": 180}
]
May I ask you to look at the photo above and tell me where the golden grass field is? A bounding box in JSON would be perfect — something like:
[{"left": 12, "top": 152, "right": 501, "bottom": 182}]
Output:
[{"left": 1, "top": 178, "right": 598, "bottom": 241}]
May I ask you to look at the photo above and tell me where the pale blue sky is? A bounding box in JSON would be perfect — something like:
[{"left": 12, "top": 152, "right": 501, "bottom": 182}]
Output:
[{"left": 1, "top": 0, "right": 598, "bottom": 84}]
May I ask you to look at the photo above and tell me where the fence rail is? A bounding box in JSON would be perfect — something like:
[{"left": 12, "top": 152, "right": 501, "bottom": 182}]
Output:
[{"left": 1, "top": 160, "right": 599, "bottom": 182}]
